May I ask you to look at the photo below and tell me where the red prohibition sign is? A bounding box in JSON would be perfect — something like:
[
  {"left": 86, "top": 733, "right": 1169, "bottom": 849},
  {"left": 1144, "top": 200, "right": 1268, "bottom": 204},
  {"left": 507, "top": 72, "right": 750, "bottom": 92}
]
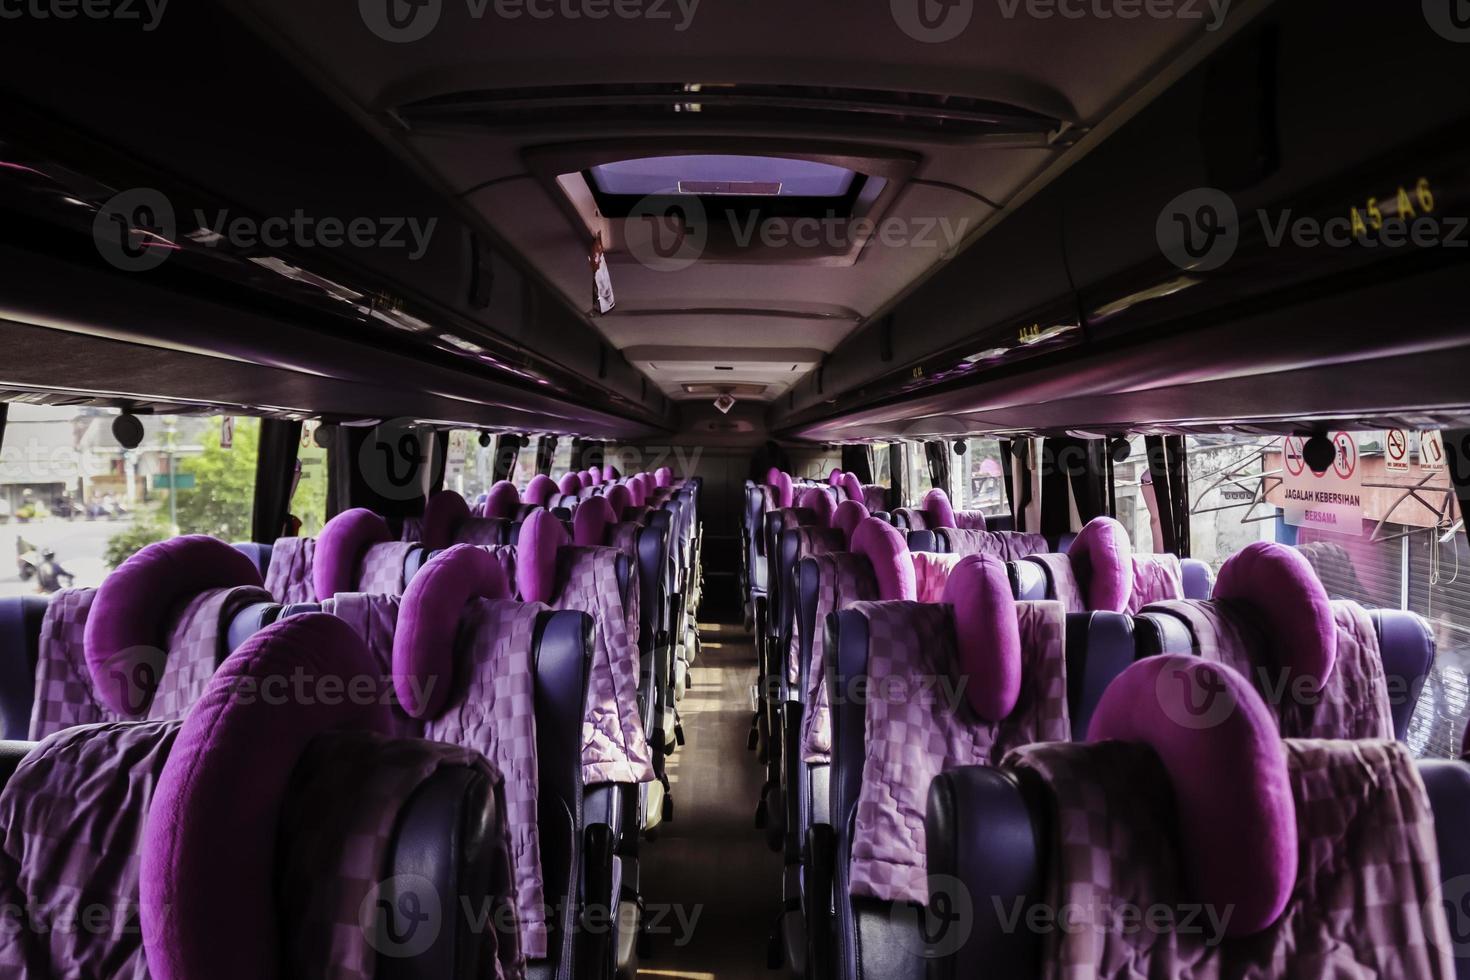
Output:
[
  {"left": 1332, "top": 433, "right": 1357, "bottom": 480},
  {"left": 1387, "top": 429, "right": 1407, "bottom": 462},
  {"left": 1283, "top": 436, "right": 1305, "bottom": 477}
]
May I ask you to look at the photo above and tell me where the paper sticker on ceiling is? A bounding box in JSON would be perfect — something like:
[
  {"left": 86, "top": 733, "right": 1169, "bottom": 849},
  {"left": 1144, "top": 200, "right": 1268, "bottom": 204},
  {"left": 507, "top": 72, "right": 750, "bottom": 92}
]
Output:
[{"left": 591, "top": 232, "right": 615, "bottom": 314}]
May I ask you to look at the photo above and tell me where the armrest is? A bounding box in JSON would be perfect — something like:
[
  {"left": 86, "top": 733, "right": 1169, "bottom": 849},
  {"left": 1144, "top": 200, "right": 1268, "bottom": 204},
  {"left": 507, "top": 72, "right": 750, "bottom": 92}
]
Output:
[{"left": 580, "top": 823, "right": 616, "bottom": 980}]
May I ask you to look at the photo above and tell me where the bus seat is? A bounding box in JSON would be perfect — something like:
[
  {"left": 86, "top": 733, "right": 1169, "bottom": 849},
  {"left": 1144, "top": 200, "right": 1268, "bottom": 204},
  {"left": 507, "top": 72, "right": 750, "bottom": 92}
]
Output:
[
  {"left": 1370, "top": 609, "right": 1437, "bottom": 741},
  {"left": 1182, "top": 557, "right": 1214, "bottom": 598},
  {"left": 936, "top": 527, "right": 1050, "bottom": 560},
  {"left": 230, "top": 541, "right": 273, "bottom": 579},
  {"left": 822, "top": 558, "right": 1071, "bottom": 980},
  {"left": 28, "top": 537, "right": 274, "bottom": 740},
  {"left": 928, "top": 658, "right": 1456, "bottom": 980},
  {"left": 906, "top": 530, "right": 938, "bottom": 553},
  {"left": 0, "top": 613, "right": 520, "bottom": 979},
  {"left": 0, "top": 597, "right": 47, "bottom": 740}
]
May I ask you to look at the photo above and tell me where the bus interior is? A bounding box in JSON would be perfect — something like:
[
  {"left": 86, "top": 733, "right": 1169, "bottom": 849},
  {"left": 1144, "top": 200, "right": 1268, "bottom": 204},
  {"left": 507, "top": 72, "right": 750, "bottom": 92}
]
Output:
[{"left": 2, "top": 1, "right": 1470, "bottom": 977}]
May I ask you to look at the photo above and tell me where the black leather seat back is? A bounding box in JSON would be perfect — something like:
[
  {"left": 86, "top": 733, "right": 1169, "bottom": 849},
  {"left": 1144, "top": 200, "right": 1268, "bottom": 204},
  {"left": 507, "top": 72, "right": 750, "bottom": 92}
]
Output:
[{"left": 0, "top": 597, "right": 47, "bottom": 740}]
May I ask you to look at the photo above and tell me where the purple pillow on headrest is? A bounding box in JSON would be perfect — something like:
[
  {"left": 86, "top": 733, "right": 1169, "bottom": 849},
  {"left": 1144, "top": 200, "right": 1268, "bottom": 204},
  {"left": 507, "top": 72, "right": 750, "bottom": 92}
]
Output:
[
  {"left": 1214, "top": 541, "right": 1337, "bottom": 692},
  {"left": 605, "top": 484, "right": 634, "bottom": 519},
  {"left": 851, "top": 516, "right": 915, "bottom": 600},
  {"left": 828, "top": 468, "right": 844, "bottom": 487},
  {"left": 833, "top": 499, "right": 870, "bottom": 542},
  {"left": 625, "top": 475, "right": 647, "bottom": 507},
  {"left": 84, "top": 535, "right": 263, "bottom": 715},
  {"left": 768, "top": 466, "right": 783, "bottom": 486},
  {"left": 769, "top": 470, "right": 794, "bottom": 509},
  {"left": 943, "top": 555, "right": 1021, "bottom": 722},
  {"left": 421, "top": 489, "right": 470, "bottom": 550},
  {"left": 588, "top": 465, "right": 603, "bottom": 485},
  {"left": 484, "top": 480, "right": 522, "bottom": 520},
  {"left": 923, "top": 488, "right": 957, "bottom": 529},
  {"left": 393, "top": 545, "right": 510, "bottom": 718},
  {"left": 558, "top": 472, "right": 583, "bottom": 495},
  {"left": 574, "top": 496, "right": 618, "bottom": 547},
  {"left": 1067, "top": 516, "right": 1133, "bottom": 612},
  {"left": 523, "top": 474, "right": 558, "bottom": 507},
  {"left": 141, "top": 613, "right": 392, "bottom": 980},
  {"left": 313, "top": 508, "right": 392, "bottom": 600},
  {"left": 1089, "top": 655, "right": 1296, "bottom": 937},
  {"left": 516, "top": 510, "right": 569, "bottom": 603},
  {"left": 839, "top": 472, "right": 863, "bottom": 504},
  {"left": 799, "top": 486, "right": 836, "bottom": 528},
  {"left": 655, "top": 466, "right": 673, "bottom": 487},
  {"left": 603, "top": 464, "right": 621, "bottom": 480}
]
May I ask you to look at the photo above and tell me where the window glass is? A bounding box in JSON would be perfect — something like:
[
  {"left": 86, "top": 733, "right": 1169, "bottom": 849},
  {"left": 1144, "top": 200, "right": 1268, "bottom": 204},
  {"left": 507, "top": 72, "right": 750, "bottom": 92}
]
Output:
[
  {"left": 1163, "top": 430, "right": 1470, "bottom": 758},
  {"left": 551, "top": 438, "right": 574, "bottom": 480},
  {"left": 902, "top": 441, "right": 930, "bottom": 508},
  {"left": 958, "top": 438, "right": 1007, "bottom": 514},
  {"left": 1113, "top": 438, "right": 1157, "bottom": 555},
  {"left": 1, "top": 406, "right": 257, "bottom": 594},
  {"left": 444, "top": 430, "right": 501, "bottom": 503},
  {"left": 870, "top": 443, "right": 891, "bottom": 488}
]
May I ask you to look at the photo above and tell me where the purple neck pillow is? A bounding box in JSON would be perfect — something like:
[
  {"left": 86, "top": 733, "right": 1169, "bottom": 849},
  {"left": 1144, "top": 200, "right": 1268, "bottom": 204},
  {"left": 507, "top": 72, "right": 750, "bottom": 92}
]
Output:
[
  {"left": 799, "top": 486, "right": 836, "bottom": 528},
  {"left": 84, "top": 535, "right": 264, "bottom": 715},
  {"left": 833, "top": 499, "right": 870, "bottom": 543},
  {"left": 768, "top": 466, "right": 784, "bottom": 486},
  {"left": 1067, "top": 516, "right": 1133, "bottom": 612},
  {"left": 558, "top": 472, "right": 583, "bottom": 495},
  {"left": 516, "top": 509, "right": 570, "bottom": 603},
  {"left": 484, "top": 480, "right": 522, "bottom": 520},
  {"left": 768, "top": 470, "right": 794, "bottom": 509},
  {"left": 421, "top": 489, "right": 471, "bottom": 550},
  {"left": 654, "top": 466, "right": 673, "bottom": 487},
  {"left": 312, "top": 508, "right": 392, "bottom": 599},
  {"left": 850, "top": 516, "right": 916, "bottom": 600},
  {"left": 603, "top": 464, "right": 621, "bottom": 480},
  {"left": 839, "top": 471, "right": 863, "bottom": 504},
  {"left": 943, "top": 555, "right": 1021, "bottom": 722},
  {"left": 1213, "top": 541, "right": 1337, "bottom": 693},
  {"left": 1088, "top": 655, "right": 1296, "bottom": 937},
  {"left": 393, "top": 545, "right": 511, "bottom": 718},
  {"left": 523, "top": 474, "right": 558, "bottom": 507},
  {"left": 588, "top": 465, "right": 603, "bottom": 485},
  {"left": 923, "top": 488, "right": 958, "bottom": 529},
  {"left": 574, "top": 496, "right": 618, "bottom": 547},
  {"left": 605, "top": 484, "right": 634, "bottom": 519},
  {"left": 142, "top": 613, "right": 392, "bottom": 980},
  {"left": 827, "top": 468, "right": 844, "bottom": 487}
]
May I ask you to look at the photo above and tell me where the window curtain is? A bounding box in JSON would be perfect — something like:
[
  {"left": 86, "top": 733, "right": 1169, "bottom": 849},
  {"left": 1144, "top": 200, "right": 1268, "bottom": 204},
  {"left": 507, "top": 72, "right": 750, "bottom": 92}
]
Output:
[
  {"left": 1145, "top": 435, "right": 1191, "bottom": 556},
  {"left": 887, "top": 443, "right": 905, "bottom": 509},
  {"left": 923, "top": 441, "right": 950, "bottom": 495},
  {"left": 568, "top": 438, "right": 586, "bottom": 474},
  {"left": 327, "top": 423, "right": 435, "bottom": 523},
  {"left": 0, "top": 403, "right": 8, "bottom": 454},
  {"left": 535, "top": 435, "right": 557, "bottom": 476},
  {"left": 491, "top": 434, "right": 524, "bottom": 483},
  {"left": 251, "top": 419, "right": 303, "bottom": 542},
  {"left": 840, "top": 444, "right": 874, "bottom": 484}
]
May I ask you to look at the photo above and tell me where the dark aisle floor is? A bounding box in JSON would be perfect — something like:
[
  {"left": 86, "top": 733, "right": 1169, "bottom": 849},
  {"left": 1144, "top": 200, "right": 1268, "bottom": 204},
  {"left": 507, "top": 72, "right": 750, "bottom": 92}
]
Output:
[{"left": 637, "top": 622, "right": 783, "bottom": 980}]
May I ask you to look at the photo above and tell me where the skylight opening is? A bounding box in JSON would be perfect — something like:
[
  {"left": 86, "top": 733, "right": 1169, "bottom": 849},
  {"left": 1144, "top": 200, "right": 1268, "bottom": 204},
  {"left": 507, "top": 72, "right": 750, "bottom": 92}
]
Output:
[{"left": 588, "top": 155, "right": 856, "bottom": 198}]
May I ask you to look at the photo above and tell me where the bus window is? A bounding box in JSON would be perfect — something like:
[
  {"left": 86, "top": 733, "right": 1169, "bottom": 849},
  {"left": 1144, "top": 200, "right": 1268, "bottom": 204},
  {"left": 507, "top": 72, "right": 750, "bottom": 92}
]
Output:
[
  {"left": 1, "top": 406, "right": 257, "bottom": 594},
  {"left": 1185, "top": 435, "right": 1277, "bottom": 569},
  {"left": 870, "top": 442, "right": 891, "bottom": 489},
  {"left": 292, "top": 421, "right": 329, "bottom": 536},
  {"left": 550, "top": 437, "right": 574, "bottom": 478},
  {"left": 901, "top": 440, "right": 930, "bottom": 507},
  {"left": 957, "top": 438, "right": 1007, "bottom": 516}
]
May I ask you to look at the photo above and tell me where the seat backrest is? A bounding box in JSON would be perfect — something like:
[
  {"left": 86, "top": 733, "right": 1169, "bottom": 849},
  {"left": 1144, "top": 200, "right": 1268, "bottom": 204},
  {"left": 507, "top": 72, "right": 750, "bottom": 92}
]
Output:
[
  {"left": 0, "top": 597, "right": 48, "bottom": 739},
  {"left": 928, "top": 657, "right": 1455, "bottom": 979},
  {"left": 0, "top": 614, "right": 520, "bottom": 980}
]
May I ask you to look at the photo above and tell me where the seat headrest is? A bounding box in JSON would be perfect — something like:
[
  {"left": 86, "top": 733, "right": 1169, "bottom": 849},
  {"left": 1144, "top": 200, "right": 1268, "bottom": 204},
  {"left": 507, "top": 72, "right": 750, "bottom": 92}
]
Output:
[
  {"left": 142, "top": 613, "right": 392, "bottom": 980},
  {"left": 1067, "top": 516, "right": 1133, "bottom": 612},
  {"left": 827, "top": 468, "right": 844, "bottom": 487},
  {"left": 839, "top": 471, "right": 863, "bottom": 504},
  {"left": 832, "top": 499, "right": 870, "bottom": 542},
  {"left": 483, "top": 480, "right": 522, "bottom": 520},
  {"left": 1214, "top": 541, "right": 1337, "bottom": 694},
  {"left": 850, "top": 516, "right": 915, "bottom": 600},
  {"left": 84, "top": 535, "right": 264, "bottom": 715},
  {"left": 523, "top": 474, "right": 558, "bottom": 507},
  {"left": 768, "top": 470, "right": 794, "bottom": 509},
  {"left": 517, "top": 509, "right": 570, "bottom": 603},
  {"left": 922, "top": 487, "right": 958, "bottom": 528},
  {"left": 603, "top": 463, "right": 621, "bottom": 480},
  {"left": 587, "top": 465, "right": 603, "bottom": 485},
  {"left": 1088, "top": 655, "right": 1295, "bottom": 937},
  {"left": 574, "top": 496, "right": 618, "bottom": 547},
  {"left": 421, "top": 489, "right": 470, "bottom": 550},
  {"left": 558, "top": 472, "right": 583, "bottom": 495},
  {"left": 605, "top": 483, "right": 634, "bottom": 519},
  {"left": 798, "top": 486, "right": 836, "bottom": 528},
  {"left": 312, "top": 508, "right": 392, "bottom": 600},
  {"left": 943, "top": 555, "right": 1021, "bottom": 722},
  {"left": 768, "top": 466, "right": 784, "bottom": 486},
  {"left": 654, "top": 466, "right": 673, "bottom": 487},
  {"left": 394, "top": 545, "right": 511, "bottom": 718}
]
